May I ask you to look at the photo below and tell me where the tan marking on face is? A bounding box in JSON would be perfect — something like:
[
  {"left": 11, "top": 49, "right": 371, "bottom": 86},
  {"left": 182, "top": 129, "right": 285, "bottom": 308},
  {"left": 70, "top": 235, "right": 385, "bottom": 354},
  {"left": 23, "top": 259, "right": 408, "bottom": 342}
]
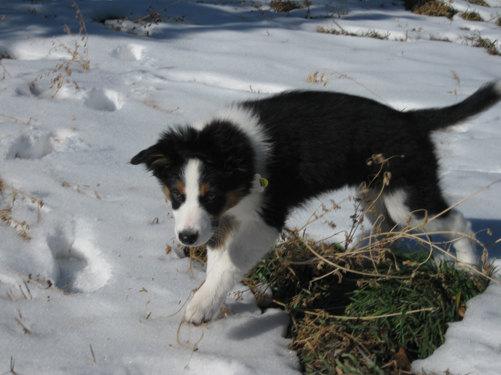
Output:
[
  {"left": 204, "top": 188, "right": 247, "bottom": 248},
  {"left": 208, "top": 215, "right": 237, "bottom": 249},
  {"left": 223, "top": 187, "right": 247, "bottom": 212},
  {"left": 200, "top": 183, "right": 210, "bottom": 197},
  {"left": 162, "top": 185, "right": 171, "bottom": 202},
  {"left": 175, "top": 181, "right": 185, "bottom": 195}
]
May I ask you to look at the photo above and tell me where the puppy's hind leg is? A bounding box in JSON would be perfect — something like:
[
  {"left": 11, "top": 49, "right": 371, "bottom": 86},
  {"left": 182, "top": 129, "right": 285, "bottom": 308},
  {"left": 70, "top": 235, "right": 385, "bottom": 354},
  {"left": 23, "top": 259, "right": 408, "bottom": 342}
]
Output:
[
  {"left": 421, "top": 209, "right": 478, "bottom": 266},
  {"left": 351, "top": 187, "right": 398, "bottom": 252},
  {"left": 383, "top": 188, "right": 478, "bottom": 266}
]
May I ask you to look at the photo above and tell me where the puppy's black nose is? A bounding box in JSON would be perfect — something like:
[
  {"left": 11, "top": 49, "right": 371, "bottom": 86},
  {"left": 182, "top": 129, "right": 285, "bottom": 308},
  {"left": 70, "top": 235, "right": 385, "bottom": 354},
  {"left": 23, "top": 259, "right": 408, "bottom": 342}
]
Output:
[{"left": 179, "top": 230, "right": 199, "bottom": 246}]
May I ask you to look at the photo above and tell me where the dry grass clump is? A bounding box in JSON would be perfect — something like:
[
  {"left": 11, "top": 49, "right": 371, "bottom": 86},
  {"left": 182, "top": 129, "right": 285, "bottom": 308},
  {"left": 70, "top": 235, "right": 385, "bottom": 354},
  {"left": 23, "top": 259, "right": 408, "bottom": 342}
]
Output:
[
  {"left": 411, "top": 1, "right": 458, "bottom": 20},
  {"left": 243, "top": 205, "right": 494, "bottom": 373},
  {"left": 461, "top": 10, "right": 483, "bottom": 21},
  {"left": 104, "top": 1, "right": 185, "bottom": 36},
  {"left": 466, "top": 34, "right": 499, "bottom": 55},
  {"left": 270, "top": 0, "right": 312, "bottom": 13},
  {"left": 132, "top": 2, "right": 185, "bottom": 24},
  {"left": 306, "top": 70, "right": 333, "bottom": 87},
  {"left": 133, "top": 5, "right": 171, "bottom": 24},
  {"left": 183, "top": 245, "right": 208, "bottom": 264},
  {"left": 243, "top": 171, "right": 496, "bottom": 373},
  {"left": 286, "top": 249, "right": 490, "bottom": 374},
  {"left": 465, "top": 0, "right": 489, "bottom": 6}
]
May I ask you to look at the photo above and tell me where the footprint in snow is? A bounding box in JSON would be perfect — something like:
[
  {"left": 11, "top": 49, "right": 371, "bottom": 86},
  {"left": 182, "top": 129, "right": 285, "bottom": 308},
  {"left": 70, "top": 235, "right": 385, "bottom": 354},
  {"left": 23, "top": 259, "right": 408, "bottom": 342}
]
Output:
[
  {"left": 6, "top": 130, "right": 72, "bottom": 160},
  {"left": 25, "top": 81, "right": 123, "bottom": 112},
  {"left": 47, "top": 220, "right": 111, "bottom": 293},
  {"left": 84, "top": 88, "right": 123, "bottom": 112}
]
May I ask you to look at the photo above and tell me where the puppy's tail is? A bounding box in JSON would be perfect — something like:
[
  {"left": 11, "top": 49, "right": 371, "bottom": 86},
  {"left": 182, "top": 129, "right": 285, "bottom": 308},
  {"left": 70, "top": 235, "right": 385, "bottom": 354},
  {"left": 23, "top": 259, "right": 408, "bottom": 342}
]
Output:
[{"left": 408, "top": 80, "right": 501, "bottom": 131}]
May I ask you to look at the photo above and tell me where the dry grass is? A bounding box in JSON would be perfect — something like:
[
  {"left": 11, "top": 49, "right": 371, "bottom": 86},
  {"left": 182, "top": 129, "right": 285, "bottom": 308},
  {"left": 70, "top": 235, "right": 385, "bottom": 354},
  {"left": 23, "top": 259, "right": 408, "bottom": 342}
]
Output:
[
  {"left": 306, "top": 69, "right": 390, "bottom": 105},
  {"left": 0, "top": 114, "right": 35, "bottom": 126},
  {"left": 104, "top": 1, "right": 186, "bottom": 35},
  {"left": 0, "top": 5, "right": 88, "bottom": 242},
  {"left": 62, "top": 181, "right": 102, "bottom": 200},
  {"left": 465, "top": 0, "right": 489, "bottom": 6},
  {"left": 466, "top": 34, "right": 499, "bottom": 55},
  {"left": 318, "top": 25, "right": 391, "bottom": 40},
  {"left": 6, "top": 357, "right": 18, "bottom": 375},
  {"left": 317, "top": 6, "right": 499, "bottom": 58},
  {"left": 270, "top": 0, "right": 312, "bottom": 13},
  {"left": 0, "top": 173, "right": 44, "bottom": 240},
  {"left": 461, "top": 10, "right": 483, "bottom": 21},
  {"left": 5, "top": 267, "right": 73, "bottom": 339},
  {"left": 447, "top": 70, "right": 462, "bottom": 102},
  {"left": 412, "top": 1, "right": 458, "bottom": 20},
  {"left": 30, "top": 1, "right": 89, "bottom": 99}
]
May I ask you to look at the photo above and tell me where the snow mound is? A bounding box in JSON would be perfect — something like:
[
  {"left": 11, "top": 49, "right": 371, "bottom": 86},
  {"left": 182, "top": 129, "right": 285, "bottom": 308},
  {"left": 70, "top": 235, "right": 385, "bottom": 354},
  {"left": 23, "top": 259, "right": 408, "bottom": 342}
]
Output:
[
  {"left": 112, "top": 44, "right": 145, "bottom": 61},
  {"left": 84, "top": 88, "right": 124, "bottom": 111}
]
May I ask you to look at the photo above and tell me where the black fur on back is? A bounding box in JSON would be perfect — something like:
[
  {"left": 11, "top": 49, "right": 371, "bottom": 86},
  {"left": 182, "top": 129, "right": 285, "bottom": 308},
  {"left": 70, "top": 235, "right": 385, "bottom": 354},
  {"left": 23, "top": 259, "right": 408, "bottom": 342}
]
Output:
[{"left": 241, "top": 82, "right": 500, "bottom": 229}]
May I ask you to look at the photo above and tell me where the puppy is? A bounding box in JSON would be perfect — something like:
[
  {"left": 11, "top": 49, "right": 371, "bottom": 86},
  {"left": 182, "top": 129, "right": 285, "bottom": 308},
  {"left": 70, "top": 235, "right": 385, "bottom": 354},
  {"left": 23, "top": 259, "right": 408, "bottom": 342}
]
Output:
[{"left": 131, "top": 81, "right": 500, "bottom": 324}]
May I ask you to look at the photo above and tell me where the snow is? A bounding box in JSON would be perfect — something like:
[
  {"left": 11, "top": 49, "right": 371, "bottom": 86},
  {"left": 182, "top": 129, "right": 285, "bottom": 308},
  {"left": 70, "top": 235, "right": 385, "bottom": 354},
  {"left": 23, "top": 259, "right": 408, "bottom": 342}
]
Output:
[{"left": 0, "top": 0, "right": 500, "bottom": 374}]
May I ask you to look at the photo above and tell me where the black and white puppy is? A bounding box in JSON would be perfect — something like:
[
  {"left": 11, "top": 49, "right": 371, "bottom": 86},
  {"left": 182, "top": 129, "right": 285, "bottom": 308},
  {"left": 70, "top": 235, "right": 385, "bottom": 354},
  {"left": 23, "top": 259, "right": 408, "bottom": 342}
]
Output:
[{"left": 131, "top": 81, "right": 500, "bottom": 324}]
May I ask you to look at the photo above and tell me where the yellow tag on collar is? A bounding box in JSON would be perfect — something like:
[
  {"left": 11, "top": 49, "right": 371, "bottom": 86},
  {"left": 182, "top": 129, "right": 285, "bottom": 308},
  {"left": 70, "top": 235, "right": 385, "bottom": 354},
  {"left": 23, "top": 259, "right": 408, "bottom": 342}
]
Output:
[
  {"left": 252, "top": 174, "right": 268, "bottom": 193},
  {"left": 259, "top": 177, "right": 269, "bottom": 188}
]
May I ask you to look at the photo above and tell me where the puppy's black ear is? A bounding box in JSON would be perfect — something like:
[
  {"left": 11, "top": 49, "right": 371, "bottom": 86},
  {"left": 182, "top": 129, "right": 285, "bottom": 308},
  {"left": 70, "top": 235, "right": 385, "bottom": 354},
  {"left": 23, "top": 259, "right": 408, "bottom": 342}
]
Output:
[
  {"left": 131, "top": 146, "right": 171, "bottom": 172},
  {"left": 131, "top": 148, "right": 151, "bottom": 165}
]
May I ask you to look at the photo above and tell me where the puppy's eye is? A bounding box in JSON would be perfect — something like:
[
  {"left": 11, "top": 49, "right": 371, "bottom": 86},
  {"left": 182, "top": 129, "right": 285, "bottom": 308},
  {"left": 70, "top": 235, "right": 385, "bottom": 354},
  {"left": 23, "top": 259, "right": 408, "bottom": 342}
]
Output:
[
  {"left": 206, "top": 192, "right": 217, "bottom": 202},
  {"left": 171, "top": 189, "right": 182, "bottom": 201}
]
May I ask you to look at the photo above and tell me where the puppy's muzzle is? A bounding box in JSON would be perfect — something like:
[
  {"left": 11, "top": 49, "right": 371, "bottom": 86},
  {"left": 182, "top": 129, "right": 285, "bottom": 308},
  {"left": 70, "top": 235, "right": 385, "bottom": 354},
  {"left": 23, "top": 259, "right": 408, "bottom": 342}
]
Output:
[{"left": 178, "top": 230, "right": 199, "bottom": 246}]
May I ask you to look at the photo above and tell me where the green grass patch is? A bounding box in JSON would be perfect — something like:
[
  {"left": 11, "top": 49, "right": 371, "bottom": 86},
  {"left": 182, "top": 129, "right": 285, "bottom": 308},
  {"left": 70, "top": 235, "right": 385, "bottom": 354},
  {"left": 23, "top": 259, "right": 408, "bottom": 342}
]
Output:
[{"left": 245, "top": 230, "right": 492, "bottom": 374}]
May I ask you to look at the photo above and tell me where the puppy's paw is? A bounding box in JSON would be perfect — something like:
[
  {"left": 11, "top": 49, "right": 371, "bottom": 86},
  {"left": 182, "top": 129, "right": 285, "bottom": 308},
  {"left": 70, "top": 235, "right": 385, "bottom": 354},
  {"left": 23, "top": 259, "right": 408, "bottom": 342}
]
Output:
[{"left": 184, "top": 291, "right": 222, "bottom": 325}]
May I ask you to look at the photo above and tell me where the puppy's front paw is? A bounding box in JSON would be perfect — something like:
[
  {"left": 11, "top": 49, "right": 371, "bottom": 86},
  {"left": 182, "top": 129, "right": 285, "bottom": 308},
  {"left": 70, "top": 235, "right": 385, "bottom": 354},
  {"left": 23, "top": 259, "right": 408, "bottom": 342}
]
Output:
[{"left": 184, "top": 290, "right": 222, "bottom": 325}]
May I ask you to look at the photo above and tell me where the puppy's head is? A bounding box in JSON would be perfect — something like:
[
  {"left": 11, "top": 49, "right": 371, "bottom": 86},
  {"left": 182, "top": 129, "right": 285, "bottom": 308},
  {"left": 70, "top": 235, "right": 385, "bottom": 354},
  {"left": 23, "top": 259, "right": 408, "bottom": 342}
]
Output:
[{"left": 131, "top": 121, "right": 256, "bottom": 247}]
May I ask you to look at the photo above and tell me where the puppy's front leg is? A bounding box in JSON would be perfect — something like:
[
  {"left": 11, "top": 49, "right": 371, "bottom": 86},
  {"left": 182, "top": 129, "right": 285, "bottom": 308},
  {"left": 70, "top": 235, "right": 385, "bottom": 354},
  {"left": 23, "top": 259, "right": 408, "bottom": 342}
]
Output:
[{"left": 184, "top": 221, "right": 279, "bottom": 325}]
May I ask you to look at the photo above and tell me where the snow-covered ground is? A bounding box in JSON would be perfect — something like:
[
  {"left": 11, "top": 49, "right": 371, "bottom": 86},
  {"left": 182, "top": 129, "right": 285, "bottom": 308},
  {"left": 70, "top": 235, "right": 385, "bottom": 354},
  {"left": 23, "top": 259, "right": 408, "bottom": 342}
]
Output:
[{"left": 0, "top": 1, "right": 500, "bottom": 374}]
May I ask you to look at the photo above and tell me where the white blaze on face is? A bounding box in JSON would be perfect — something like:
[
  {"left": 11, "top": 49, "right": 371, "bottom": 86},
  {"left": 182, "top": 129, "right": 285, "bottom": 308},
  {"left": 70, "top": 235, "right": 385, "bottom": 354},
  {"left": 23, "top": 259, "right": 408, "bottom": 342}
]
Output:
[{"left": 173, "top": 158, "right": 213, "bottom": 246}]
